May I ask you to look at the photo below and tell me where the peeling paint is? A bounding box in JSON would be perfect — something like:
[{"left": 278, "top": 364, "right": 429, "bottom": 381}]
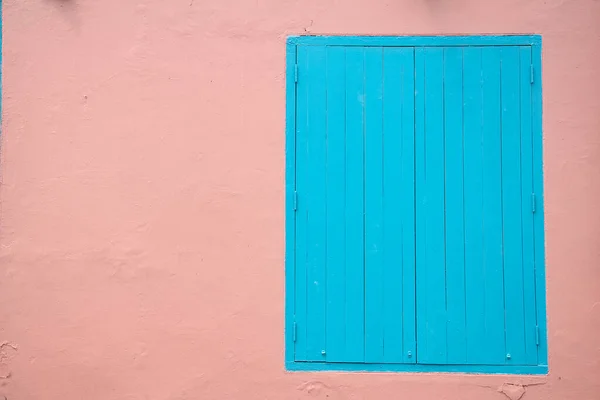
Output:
[
  {"left": 498, "top": 383, "right": 526, "bottom": 400},
  {"left": 297, "top": 381, "right": 344, "bottom": 399},
  {"left": 0, "top": 343, "right": 18, "bottom": 371},
  {"left": 0, "top": 342, "right": 17, "bottom": 387}
]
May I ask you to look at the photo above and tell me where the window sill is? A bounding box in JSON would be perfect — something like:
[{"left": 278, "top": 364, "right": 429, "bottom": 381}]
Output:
[{"left": 286, "top": 361, "right": 548, "bottom": 375}]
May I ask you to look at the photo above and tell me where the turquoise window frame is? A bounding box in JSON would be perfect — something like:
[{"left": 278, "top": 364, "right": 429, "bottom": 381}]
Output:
[{"left": 284, "top": 35, "right": 547, "bottom": 374}]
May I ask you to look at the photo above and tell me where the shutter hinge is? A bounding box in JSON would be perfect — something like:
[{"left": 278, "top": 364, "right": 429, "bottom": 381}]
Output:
[
  {"left": 532, "top": 193, "right": 536, "bottom": 213},
  {"left": 293, "top": 191, "right": 298, "bottom": 211},
  {"left": 530, "top": 65, "right": 534, "bottom": 84},
  {"left": 535, "top": 325, "right": 540, "bottom": 346},
  {"left": 293, "top": 321, "right": 297, "bottom": 342},
  {"left": 294, "top": 64, "right": 298, "bottom": 83}
]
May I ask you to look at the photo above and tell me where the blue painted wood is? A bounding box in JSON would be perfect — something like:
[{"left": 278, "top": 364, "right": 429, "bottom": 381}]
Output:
[
  {"left": 443, "top": 47, "right": 467, "bottom": 365},
  {"left": 293, "top": 44, "right": 309, "bottom": 362},
  {"left": 284, "top": 42, "right": 297, "bottom": 365},
  {"left": 414, "top": 48, "right": 426, "bottom": 364},
  {"left": 286, "top": 36, "right": 547, "bottom": 373},
  {"left": 382, "top": 47, "right": 416, "bottom": 363},
  {"left": 381, "top": 48, "right": 404, "bottom": 363},
  {"left": 325, "top": 46, "right": 347, "bottom": 362},
  {"left": 287, "top": 35, "right": 541, "bottom": 47},
  {"left": 416, "top": 47, "right": 448, "bottom": 364},
  {"left": 286, "top": 361, "right": 548, "bottom": 375},
  {"left": 531, "top": 40, "right": 548, "bottom": 367},
  {"left": 423, "top": 47, "right": 447, "bottom": 364},
  {"left": 344, "top": 47, "right": 366, "bottom": 363},
  {"left": 364, "top": 47, "right": 385, "bottom": 363},
  {"left": 462, "top": 47, "right": 487, "bottom": 364},
  {"left": 300, "top": 45, "right": 328, "bottom": 361},
  {"left": 500, "top": 46, "right": 527, "bottom": 365},
  {"left": 480, "top": 47, "right": 507, "bottom": 365},
  {"left": 519, "top": 46, "right": 539, "bottom": 366},
  {"left": 415, "top": 44, "right": 543, "bottom": 367},
  {"left": 398, "top": 48, "right": 417, "bottom": 364}
]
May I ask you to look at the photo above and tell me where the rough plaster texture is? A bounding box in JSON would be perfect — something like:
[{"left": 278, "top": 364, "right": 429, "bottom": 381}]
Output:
[{"left": 1, "top": 0, "right": 600, "bottom": 399}]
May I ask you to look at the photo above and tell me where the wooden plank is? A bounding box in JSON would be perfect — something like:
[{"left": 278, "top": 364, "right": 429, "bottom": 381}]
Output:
[
  {"left": 381, "top": 47, "right": 416, "bottom": 363},
  {"left": 519, "top": 46, "right": 538, "bottom": 365},
  {"left": 325, "top": 46, "right": 347, "bottom": 362},
  {"left": 305, "top": 45, "right": 328, "bottom": 361},
  {"left": 480, "top": 46, "right": 507, "bottom": 364},
  {"left": 531, "top": 41, "right": 548, "bottom": 366},
  {"left": 287, "top": 360, "right": 547, "bottom": 374},
  {"left": 399, "top": 48, "right": 417, "bottom": 364},
  {"left": 364, "top": 47, "right": 385, "bottom": 363},
  {"left": 294, "top": 44, "right": 309, "bottom": 361},
  {"left": 415, "top": 48, "right": 427, "bottom": 363},
  {"left": 443, "top": 47, "right": 467, "bottom": 364},
  {"left": 344, "top": 47, "right": 366, "bottom": 363},
  {"left": 462, "top": 47, "right": 487, "bottom": 363},
  {"left": 381, "top": 47, "right": 403, "bottom": 363},
  {"left": 288, "top": 35, "right": 541, "bottom": 48},
  {"left": 416, "top": 47, "right": 447, "bottom": 364},
  {"left": 500, "top": 46, "right": 527, "bottom": 365},
  {"left": 285, "top": 41, "right": 297, "bottom": 364}
]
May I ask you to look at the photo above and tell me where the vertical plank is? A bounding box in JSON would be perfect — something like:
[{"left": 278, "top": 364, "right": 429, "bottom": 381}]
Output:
[
  {"left": 462, "top": 47, "right": 486, "bottom": 363},
  {"left": 480, "top": 47, "right": 506, "bottom": 364},
  {"left": 364, "top": 47, "right": 385, "bottom": 363},
  {"left": 500, "top": 46, "right": 527, "bottom": 364},
  {"left": 425, "top": 48, "right": 447, "bottom": 364},
  {"left": 325, "top": 46, "right": 347, "bottom": 362},
  {"left": 285, "top": 41, "right": 297, "bottom": 364},
  {"left": 415, "top": 48, "right": 427, "bottom": 363},
  {"left": 381, "top": 47, "right": 403, "bottom": 363},
  {"left": 399, "top": 48, "right": 417, "bottom": 364},
  {"left": 416, "top": 48, "right": 447, "bottom": 364},
  {"left": 519, "top": 46, "right": 538, "bottom": 365},
  {"left": 531, "top": 41, "right": 547, "bottom": 366},
  {"left": 531, "top": 41, "right": 548, "bottom": 366},
  {"left": 344, "top": 47, "right": 366, "bottom": 363},
  {"left": 294, "top": 45, "right": 309, "bottom": 361},
  {"left": 443, "top": 47, "right": 467, "bottom": 364},
  {"left": 305, "top": 45, "right": 328, "bottom": 361},
  {"left": 382, "top": 48, "right": 416, "bottom": 363}
]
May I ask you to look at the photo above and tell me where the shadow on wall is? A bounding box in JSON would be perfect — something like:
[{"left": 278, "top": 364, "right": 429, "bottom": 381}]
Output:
[
  {"left": 51, "top": 0, "right": 76, "bottom": 6},
  {"left": 50, "top": 0, "right": 80, "bottom": 30},
  {"left": 421, "top": 0, "right": 460, "bottom": 17}
]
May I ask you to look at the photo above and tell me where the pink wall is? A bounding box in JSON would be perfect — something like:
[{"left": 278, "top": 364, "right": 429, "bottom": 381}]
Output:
[{"left": 1, "top": 0, "right": 600, "bottom": 399}]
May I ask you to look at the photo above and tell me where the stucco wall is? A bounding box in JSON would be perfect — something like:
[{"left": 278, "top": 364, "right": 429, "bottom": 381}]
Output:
[{"left": 1, "top": 0, "right": 599, "bottom": 399}]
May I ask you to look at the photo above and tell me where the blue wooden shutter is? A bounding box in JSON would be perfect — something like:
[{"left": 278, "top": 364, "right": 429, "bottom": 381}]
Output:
[
  {"left": 415, "top": 46, "right": 539, "bottom": 366},
  {"left": 294, "top": 45, "right": 417, "bottom": 364},
  {"left": 291, "top": 41, "right": 541, "bottom": 370}
]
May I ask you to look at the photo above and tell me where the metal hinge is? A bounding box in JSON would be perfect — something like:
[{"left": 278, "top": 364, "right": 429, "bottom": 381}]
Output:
[
  {"left": 293, "top": 321, "right": 297, "bottom": 342},
  {"left": 530, "top": 65, "right": 534, "bottom": 84},
  {"left": 294, "top": 64, "right": 298, "bottom": 83},
  {"left": 535, "top": 325, "right": 540, "bottom": 346},
  {"left": 293, "top": 191, "right": 298, "bottom": 211},
  {"left": 532, "top": 193, "right": 536, "bottom": 213}
]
